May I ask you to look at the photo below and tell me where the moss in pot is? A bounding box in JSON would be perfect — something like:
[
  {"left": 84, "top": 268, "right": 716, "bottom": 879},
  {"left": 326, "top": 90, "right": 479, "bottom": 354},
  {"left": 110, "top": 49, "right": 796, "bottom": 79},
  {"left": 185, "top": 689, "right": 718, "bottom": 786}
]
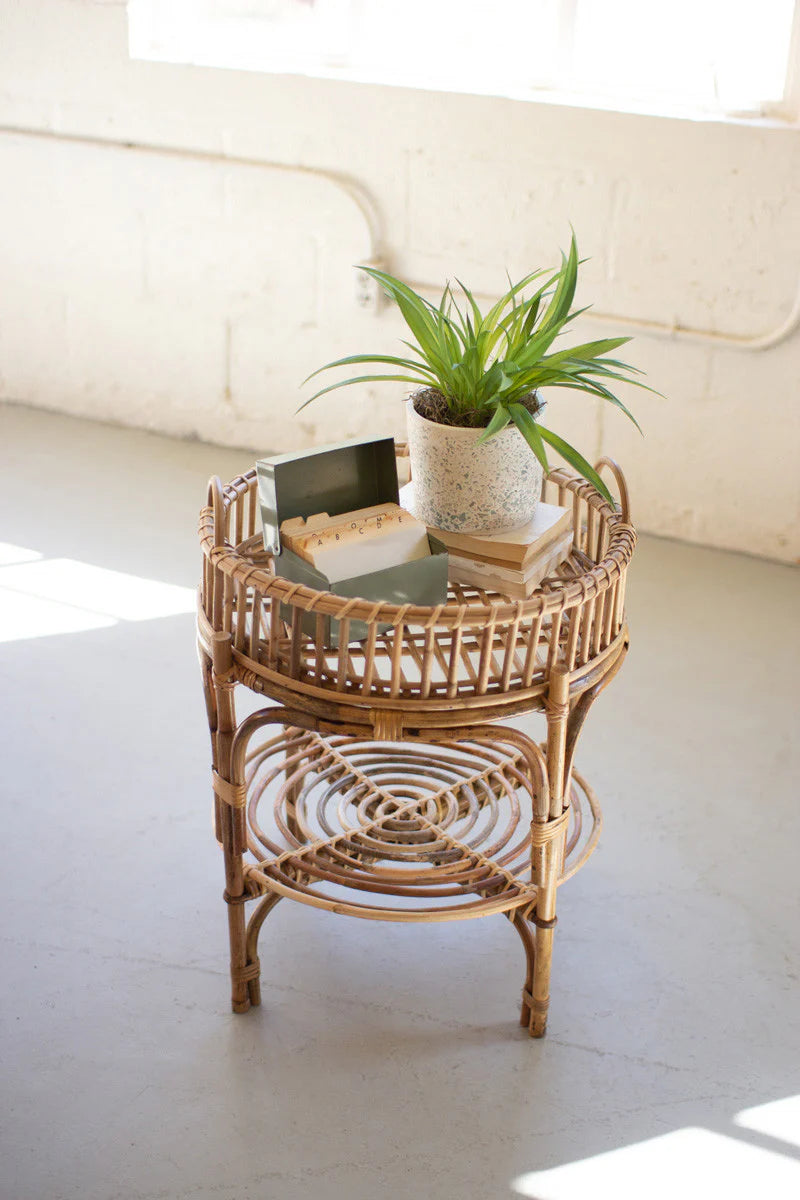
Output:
[{"left": 300, "top": 233, "right": 653, "bottom": 532}]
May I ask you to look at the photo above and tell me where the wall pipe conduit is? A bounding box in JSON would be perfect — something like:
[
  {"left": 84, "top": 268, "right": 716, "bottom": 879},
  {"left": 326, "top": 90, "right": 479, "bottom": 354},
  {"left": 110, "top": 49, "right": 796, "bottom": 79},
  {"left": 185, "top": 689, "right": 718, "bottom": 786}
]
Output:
[
  {"left": 1, "top": 123, "right": 797, "bottom": 352},
  {"left": 0, "top": 123, "right": 386, "bottom": 261}
]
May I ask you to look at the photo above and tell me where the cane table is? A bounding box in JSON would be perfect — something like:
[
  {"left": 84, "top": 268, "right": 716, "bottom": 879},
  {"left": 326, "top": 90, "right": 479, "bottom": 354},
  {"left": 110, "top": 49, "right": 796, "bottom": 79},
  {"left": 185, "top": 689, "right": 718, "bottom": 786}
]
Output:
[{"left": 197, "top": 456, "right": 635, "bottom": 1037}]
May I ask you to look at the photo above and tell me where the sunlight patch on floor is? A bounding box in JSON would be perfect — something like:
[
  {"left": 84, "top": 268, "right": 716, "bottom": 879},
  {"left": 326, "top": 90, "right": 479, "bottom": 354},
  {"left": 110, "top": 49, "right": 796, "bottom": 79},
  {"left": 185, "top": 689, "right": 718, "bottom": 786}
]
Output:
[
  {"left": 0, "top": 542, "right": 43, "bottom": 566},
  {"left": 0, "top": 543, "right": 196, "bottom": 642},
  {"left": 735, "top": 1095, "right": 800, "bottom": 1149},
  {"left": 511, "top": 1126, "right": 800, "bottom": 1200}
]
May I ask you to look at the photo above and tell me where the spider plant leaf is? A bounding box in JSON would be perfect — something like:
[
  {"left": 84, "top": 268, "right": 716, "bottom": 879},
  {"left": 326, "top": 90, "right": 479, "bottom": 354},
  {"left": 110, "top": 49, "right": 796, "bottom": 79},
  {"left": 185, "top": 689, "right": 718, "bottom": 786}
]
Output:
[
  {"left": 537, "top": 425, "right": 615, "bottom": 505},
  {"left": 563, "top": 303, "right": 592, "bottom": 325},
  {"left": 510, "top": 320, "right": 568, "bottom": 369},
  {"left": 435, "top": 316, "right": 462, "bottom": 365},
  {"left": 450, "top": 361, "right": 475, "bottom": 396},
  {"left": 521, "top": 293, "right": 543, "bottom": 338},
  {"left": 477, "top": 404, "right": 512, "bottom": 442},
  {"left": 542, "top": 337, "right": 632, "bottom": 367},
  {"left": 400, "top": 338, "right": 438, "bottom": 363},
  {"left": 296, "top": 372, "right": 429, "bottom": 411},
  {"left": 483, "top": 319, "right": 513, "bottom": 360},
  {"left": 358, "top": 267, "right": 448, "bottom": 357},
  {"left": 500, "top": 284, "right": 553, "bottom": 359},
  {"left": 484, "top": 268, "right": 555, "bottom": 330},
  {"left": 589, "top": 364, "right": 663, "bottom": 397},
  {"left": 455, "top": 279, "right": 485, "bottom": 334},
  {"left": 595, "top": 356, "right": 647, "bottom": 376},
  {"left": 476, "top": 327, "right": 496, "bottom": 367},
  {"left": 508, "top": 403, "right": 550, "bottom": 471},
  {"left": 303, "top": 353, "right": 436, "bottom": 385},
  {"left": 538, "top": 234, "right": 579, "bottom": 334},
  {"left": 564, "top": 371, "right": 641, "bottom": 415},
  {"left": 506, "top": 269, "right": 518, "bottom": 309},
  {"left": 402, "top": 317, "right": 455, "bottom": 380},
  {"left": 447, "top": 292, "right": 478, "bottom": 358},
  {"left": 593, "top": 393, "right": 643, "bottom": 434},
  {"left": 477, "top": 360, "right": 506, "bottom": 402},
  {"left": 498, "top": 365, "right": 553, "bottom": 393},
  {"left": 548, "top": 377, "right": 644, "bottom": 434}
]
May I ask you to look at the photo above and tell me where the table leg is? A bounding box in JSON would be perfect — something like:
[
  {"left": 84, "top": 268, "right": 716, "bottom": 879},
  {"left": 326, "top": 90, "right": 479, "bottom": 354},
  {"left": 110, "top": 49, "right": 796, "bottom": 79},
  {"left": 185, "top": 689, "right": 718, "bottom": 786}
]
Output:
[
  {"left": 447, "top": 724, "right": 555, "bottom": 1038},
  {"left": 224, "top": 706, "right": 323, "bottom": 1014},
  {"left": 528, "top": 813, "right": 568, "bottom": 1036},
  {"left": 208, "top": 631, "right": 253, "bottom": 1013},
  {"left": 511, "top": 910, "right": 535, "bottom": 1028},
  {"left": 522, "top": 654, "right": 625, "bottom": 1036}
]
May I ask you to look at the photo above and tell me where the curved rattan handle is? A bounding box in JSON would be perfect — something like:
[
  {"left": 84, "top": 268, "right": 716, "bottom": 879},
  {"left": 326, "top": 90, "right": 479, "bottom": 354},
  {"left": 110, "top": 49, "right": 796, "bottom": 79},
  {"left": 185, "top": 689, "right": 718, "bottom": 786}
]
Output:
[
  {"left": 594, "top": 458, "right": 631, "bottom": 523},
  {"left": 207, "top": 476, "right": 226, "bottom": 548}
]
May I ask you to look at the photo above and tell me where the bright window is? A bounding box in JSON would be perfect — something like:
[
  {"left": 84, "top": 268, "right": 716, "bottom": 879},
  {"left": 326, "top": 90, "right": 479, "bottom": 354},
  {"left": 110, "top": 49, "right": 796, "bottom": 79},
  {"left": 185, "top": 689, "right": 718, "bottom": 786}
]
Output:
[{"left": 128, "top": 0, "right": 800, "bottom": 119}]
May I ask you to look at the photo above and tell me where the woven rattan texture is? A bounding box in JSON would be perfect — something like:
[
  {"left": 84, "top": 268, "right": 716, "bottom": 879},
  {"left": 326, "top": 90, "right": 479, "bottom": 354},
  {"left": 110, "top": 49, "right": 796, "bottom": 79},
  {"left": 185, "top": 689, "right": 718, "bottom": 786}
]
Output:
[
  {"left": 197, "top": 463, "right": 635, "bottom": 725},
  {"left": 236, "top": 727, "right": 601, "bottom": 922}
]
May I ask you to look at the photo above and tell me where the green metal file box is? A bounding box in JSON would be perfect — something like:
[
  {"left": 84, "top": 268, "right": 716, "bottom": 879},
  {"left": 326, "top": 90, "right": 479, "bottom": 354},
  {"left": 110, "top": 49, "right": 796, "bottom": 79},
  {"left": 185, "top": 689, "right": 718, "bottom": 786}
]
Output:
[{"left": 256, "top": 437, "right": 448, "bottom": 647}]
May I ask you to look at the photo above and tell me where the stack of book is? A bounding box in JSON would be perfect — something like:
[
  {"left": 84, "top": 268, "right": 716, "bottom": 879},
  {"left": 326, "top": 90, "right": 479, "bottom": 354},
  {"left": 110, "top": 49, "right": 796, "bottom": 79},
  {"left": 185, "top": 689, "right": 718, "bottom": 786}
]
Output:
[{"left": 400, "top": 483, "right": 573, "bottom": 598}]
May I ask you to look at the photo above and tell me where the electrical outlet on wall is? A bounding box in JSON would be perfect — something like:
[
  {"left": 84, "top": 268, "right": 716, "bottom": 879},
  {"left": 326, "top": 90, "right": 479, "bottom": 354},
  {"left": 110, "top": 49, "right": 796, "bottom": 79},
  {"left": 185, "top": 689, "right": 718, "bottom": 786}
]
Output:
[{"left": 354, "top": 261, "right": 384, "bottom": 314}]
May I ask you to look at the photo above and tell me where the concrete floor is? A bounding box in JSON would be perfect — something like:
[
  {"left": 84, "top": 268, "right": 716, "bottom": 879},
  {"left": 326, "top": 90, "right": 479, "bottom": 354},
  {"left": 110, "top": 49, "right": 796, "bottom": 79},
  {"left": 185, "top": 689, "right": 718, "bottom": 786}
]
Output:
[{"left": 1, "top": 402, "right": 799, "bottom": 1200}]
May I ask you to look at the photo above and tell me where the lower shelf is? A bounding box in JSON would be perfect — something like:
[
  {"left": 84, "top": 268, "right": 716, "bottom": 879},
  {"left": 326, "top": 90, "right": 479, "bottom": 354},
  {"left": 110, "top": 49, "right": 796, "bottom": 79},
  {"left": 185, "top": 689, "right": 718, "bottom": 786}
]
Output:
[{"left": 239, "top": 728, "right": 602, "bottom": 922}]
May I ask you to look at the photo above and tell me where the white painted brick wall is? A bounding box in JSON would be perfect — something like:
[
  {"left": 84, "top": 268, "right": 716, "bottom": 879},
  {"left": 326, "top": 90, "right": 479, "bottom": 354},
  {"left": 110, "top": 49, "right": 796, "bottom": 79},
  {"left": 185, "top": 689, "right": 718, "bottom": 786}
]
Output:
[{"left": 0, "top": 0, "right": 798, "bottom": 562}]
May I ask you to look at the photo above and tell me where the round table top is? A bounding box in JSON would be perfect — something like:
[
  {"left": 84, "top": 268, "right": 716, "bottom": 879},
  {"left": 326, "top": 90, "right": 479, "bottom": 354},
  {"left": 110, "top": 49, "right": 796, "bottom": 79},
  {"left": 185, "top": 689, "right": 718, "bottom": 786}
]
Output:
[{"left": 198, "top": 462, "right": 635, "bottom": 728}]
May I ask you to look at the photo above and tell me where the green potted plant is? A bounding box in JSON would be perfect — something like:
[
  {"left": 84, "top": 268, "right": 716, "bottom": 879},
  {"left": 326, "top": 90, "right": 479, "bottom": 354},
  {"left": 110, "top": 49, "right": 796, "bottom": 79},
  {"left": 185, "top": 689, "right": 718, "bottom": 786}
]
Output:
[{"left": 301, "top": 233, "right": 650, "bottom": 533}]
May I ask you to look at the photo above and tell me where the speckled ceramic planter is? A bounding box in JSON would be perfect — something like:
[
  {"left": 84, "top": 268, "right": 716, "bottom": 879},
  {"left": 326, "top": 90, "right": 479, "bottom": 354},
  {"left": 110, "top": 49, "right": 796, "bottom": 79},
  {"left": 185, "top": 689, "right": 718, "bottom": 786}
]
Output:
[{"left": 406, "top": 396, "right": 544, "bottom": 533}]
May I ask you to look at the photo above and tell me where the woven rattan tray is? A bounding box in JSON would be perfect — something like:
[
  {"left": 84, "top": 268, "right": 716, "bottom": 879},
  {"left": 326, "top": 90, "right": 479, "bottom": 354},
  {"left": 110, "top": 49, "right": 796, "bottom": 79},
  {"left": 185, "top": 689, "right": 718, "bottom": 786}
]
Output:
[{"left": 198, "top": 459, "right": 634, "bottom": 733}]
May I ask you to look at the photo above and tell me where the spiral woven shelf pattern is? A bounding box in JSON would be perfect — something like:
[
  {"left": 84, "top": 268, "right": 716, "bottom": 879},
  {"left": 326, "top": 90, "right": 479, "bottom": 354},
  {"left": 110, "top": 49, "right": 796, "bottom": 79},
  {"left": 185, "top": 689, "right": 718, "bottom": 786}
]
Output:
[{"left": 241, "top": 728, "right": 601, "bottom": 922}]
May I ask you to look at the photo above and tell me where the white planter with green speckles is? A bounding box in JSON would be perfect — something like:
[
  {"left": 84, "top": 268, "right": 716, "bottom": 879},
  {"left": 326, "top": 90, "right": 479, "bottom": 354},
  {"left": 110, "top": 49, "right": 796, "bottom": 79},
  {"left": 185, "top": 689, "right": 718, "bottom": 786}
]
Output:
[{"left": 406, "top": 397, "right": 543, "bottom": 534}]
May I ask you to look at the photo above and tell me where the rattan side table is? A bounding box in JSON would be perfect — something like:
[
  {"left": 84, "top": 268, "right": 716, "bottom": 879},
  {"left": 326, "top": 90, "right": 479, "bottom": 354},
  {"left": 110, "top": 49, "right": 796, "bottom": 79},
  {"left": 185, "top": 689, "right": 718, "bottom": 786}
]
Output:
[{"left": 197, "top": 458, "right": 635, "bottom": 1037}]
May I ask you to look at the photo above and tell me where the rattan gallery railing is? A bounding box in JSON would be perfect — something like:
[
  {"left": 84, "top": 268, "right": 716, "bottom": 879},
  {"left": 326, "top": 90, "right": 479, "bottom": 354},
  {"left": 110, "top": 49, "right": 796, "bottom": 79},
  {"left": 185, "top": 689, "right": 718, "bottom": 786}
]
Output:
[{"left": 197, "top": 459, "right": 636, "bottom": 1036}]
